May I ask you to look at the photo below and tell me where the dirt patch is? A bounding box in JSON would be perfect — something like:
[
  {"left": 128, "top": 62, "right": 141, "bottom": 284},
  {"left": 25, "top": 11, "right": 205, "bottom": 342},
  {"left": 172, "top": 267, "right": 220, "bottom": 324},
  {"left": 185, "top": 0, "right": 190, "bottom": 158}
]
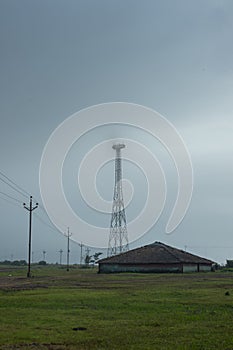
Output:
[
  {"left": 72, "top": 327, "right": 87, "bottom": 331},
  {"left": 0, "top": 343, "right": 71, "bottom": 350},
  {"left": 0, "top": 276, "right": 50, "bottom": 292},
  {"left": 0, "top": 269, "right": 233, "bottom": 292}
]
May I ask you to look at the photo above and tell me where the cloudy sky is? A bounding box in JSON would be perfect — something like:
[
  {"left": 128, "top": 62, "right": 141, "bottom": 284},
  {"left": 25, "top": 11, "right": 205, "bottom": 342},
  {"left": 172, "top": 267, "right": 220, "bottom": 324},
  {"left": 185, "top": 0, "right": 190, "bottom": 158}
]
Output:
[{"left": 0, "top": 0, "right": 233, "bottom": 264}]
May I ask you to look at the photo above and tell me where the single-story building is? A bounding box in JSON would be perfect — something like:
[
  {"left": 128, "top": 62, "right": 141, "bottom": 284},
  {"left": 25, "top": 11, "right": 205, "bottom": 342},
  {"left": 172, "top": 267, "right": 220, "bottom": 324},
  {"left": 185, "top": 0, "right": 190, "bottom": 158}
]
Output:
[{"left": 98, "top": 241, "right": 215, "bottom": 273}]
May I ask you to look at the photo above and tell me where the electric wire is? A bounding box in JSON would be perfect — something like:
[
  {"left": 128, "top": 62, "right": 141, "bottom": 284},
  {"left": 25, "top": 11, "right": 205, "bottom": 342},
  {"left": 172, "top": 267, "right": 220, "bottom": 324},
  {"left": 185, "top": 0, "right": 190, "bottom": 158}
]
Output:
[
  {"left": 0, "top": 170, "right": 30, "bottom": 197},
  {"left": 0, "top": 171, "right": 57, "bottom": 229},
  {"left": 0, "top": 175, "right": 28, "bottom": 199},
  {"left": 0, "top": 191, "right": 23, "bottom": 204},
  {"left": 0, "top": 169, "right": 71, "bottom": 236},
  {"left": 0, "top": 194, "right": 23, "bottom": 209},
  {"left": 0, "top": 169, "right": 54, "bottom": 221},
  {"left": 34, "top": 213, "right": 61, "bottom": 234}
]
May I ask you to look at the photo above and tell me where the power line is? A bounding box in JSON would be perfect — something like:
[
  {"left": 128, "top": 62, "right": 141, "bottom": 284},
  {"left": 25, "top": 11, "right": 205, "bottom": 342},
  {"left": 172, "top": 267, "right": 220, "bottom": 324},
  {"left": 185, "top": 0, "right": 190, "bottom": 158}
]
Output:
[
  {"left": 0, "top": 175, "right": 28, "bottom": 199},
  {"left": 0, "top": 191, "right": 22, "bottom": 204},
  {"left": 34, "top": 213, "right": 75, "bottom": 249},
  {"left": 0, "top": 194, "right": 22, "bottom": 209},
  {"left": 0, "top": 169, "right": 69, "bottom": 233},
  {"left": 37, "top": 202, "right": 49, "bottom": 214},
  {"left": 0, "top": 170, "right": 79, "bottom": 258},
  {"left": 34, "top": 202, "right": 68, "bottom": 233},
  {"left": 0, "top": 169, "right": 50, "bottom": 215},
  {"left": 0, "top": 170, "right": 30, "bottom": 197},
  {"left": 0, "top": 189, "right": 63, "bottom": 235},
  {"left": 36, "top": 203, "right": 66, "bottom": 228},
  {"left": 38, "top": 205, "right": 68, "bottom": 232},
  {"left": 34, "top": 212, "right": 60, "bottom": 233}
]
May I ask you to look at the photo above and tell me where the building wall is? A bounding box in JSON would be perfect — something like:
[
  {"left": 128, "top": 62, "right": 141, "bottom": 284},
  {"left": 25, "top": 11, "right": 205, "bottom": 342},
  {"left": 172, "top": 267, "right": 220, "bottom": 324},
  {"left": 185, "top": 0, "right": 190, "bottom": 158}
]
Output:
[
  {"left": 98, "top": 263, "right": 183, "bottom": 273},
  {"left": 199, "top": 264, "right": 212, "bottom": 272},
  {"left": 99, "top": 263, "right": 213, "bottom": 274},
  {"left": 182, "top": 264, "right": 213, "bottom": 273},
  {"left": 183, "top": 264, "right": 198, "bottom": 273}
]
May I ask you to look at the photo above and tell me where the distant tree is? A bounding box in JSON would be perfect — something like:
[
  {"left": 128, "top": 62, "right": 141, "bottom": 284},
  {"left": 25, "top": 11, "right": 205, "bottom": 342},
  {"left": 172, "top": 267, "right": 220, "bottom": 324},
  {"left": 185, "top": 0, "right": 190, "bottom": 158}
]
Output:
[
  {"left": 0, "top": 260, "right": 11, "bottom": 265},
  {"left": 19, "top": 260, "right": 27, "bottom": 266},
  {"left": 0, "top": 260, "right": 27, "bottom": 266},
  {"left": 38, "top": 260, "right": 47, "bottom": 265},
  {"left": 84, "top": 254, "right": 92, "bottom": 266},
  {"left": 93, "top": 252, "right": 103, "bottom": 263},
  {"left": 87, "top": 252, "right": 103, "bottom": 267},
  {"left": 11, "top": 260, "right": 27, "bottom": 266}
]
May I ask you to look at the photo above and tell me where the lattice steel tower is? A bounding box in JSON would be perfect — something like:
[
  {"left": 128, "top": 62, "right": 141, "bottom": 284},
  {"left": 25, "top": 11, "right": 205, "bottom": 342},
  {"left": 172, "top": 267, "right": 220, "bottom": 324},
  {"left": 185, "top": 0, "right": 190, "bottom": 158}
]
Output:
[{"left": 108, "top": 143, "right": 129, "bottom": 256}]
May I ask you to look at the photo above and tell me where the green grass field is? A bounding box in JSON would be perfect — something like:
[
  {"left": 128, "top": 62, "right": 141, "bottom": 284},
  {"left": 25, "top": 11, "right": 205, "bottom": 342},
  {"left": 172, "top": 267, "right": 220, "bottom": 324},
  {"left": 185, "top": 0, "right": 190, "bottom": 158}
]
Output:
[{"left": 0, "top": 266, "right": 233, "bottom": 349}]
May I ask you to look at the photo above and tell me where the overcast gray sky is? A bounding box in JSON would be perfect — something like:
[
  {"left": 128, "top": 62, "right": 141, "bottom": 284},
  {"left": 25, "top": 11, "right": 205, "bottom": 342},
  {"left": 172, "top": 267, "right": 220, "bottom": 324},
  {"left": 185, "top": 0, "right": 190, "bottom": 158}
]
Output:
[{"left": 0, "top": 0, "right": 233, "bottom": 264}]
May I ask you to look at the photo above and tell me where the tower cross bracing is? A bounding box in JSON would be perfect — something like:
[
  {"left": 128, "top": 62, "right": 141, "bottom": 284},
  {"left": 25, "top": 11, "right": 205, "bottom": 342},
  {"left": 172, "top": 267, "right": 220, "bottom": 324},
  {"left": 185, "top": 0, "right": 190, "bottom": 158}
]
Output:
[{"left": 108, "top": 143, "right": 129, "bottom": 256}]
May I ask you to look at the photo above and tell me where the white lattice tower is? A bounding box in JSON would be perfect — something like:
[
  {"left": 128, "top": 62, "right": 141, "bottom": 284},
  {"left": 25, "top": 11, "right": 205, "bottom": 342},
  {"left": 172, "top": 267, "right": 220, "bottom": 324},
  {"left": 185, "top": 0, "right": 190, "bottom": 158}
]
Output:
[{"left": 108, "top": 143, "right": 129, "bottom": 256}]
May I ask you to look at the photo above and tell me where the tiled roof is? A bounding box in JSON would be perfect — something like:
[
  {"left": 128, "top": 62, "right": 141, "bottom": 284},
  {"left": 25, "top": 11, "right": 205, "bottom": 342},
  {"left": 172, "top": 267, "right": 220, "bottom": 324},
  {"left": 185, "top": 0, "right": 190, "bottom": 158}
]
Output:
[{"left": 99, "top": 242, "right": 214, "bottom": 264}]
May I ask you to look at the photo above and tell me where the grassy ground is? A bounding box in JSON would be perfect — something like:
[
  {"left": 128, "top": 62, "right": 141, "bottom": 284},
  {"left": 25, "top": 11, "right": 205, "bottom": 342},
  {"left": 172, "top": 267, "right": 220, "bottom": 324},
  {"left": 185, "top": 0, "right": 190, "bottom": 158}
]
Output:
[{"left": 0, "top": 266, "right": 233, "bottom": 349}]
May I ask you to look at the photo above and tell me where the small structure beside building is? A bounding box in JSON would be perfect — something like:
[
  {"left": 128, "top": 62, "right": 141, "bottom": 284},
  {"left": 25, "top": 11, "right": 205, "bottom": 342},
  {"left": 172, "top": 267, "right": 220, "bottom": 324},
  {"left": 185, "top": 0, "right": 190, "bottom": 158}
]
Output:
[
  {"left": 98, "top": 241, "right": 214, "bottom": 273},
  {"left": 226, "top": 260, "right": 233, "bottom": 268}
]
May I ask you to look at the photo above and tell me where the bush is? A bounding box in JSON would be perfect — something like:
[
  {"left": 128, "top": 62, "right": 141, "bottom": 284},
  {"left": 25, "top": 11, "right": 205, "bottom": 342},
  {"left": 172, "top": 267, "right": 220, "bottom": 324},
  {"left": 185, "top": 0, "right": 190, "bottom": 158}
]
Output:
[
  {"left": 0, "top": 260, "right": 11, "bottom": 265},
  {"left": 38, "top": 260, "right": 47, "bottom": 265},
  {"left": 11, "top": 260, "right": 27, "bottom": 266}
]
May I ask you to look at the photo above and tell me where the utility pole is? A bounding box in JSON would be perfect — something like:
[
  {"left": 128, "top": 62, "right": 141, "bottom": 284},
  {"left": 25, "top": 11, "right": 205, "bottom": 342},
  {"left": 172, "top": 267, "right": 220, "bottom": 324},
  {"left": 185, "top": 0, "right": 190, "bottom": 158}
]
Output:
[
  {"left": 86, "top": 247, "right": 91, "bottom": 256},
  {"left": 85, "top": 247, "right": 91, "bottom": 266},
  {"left": 79, "top": 242, "right": 84, "bottom": 265},
  {"left": 59, "top": 249, "right": 63, "bottom": 265},
  {"left": 23, "top": 196, "right": 38, "bottom": 278},
  {"left": 43, "top": 250, "right": 46, "bottom": 261},
  {"left": 64, "top": 227, "right": 72, "bottom": 271}
]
